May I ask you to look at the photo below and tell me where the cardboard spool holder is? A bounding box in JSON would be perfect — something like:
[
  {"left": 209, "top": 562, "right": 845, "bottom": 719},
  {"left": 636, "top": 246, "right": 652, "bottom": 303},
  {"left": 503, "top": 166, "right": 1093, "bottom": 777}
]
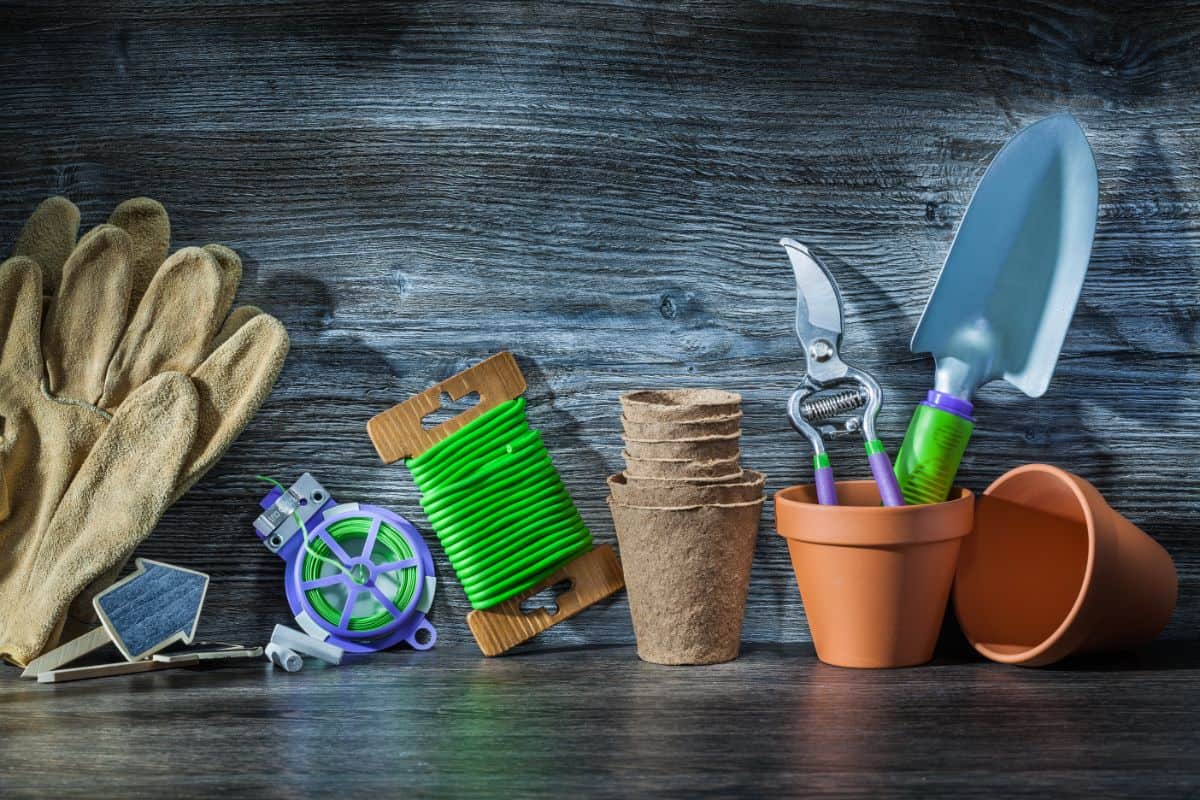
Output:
[{"left": 367, "top": 351, "right": 625, "bottom": 656}]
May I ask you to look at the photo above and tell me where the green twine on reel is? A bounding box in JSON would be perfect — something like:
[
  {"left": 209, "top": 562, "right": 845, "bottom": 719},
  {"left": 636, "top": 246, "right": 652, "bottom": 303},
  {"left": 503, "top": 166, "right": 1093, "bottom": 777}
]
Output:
[
  {"left": 257, "top": 474, "right": 420, "bottom": 632},
  {"left": 301, "top": 516, "right": 420, "bottom": 631},
  {"left": 406, "top": 397, "right": 592, "bottom": 610}
]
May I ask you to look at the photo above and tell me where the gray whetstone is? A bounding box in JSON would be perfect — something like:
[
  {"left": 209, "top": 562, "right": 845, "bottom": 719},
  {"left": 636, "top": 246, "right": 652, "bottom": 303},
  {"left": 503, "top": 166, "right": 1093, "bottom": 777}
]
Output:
[{"left": 94, "top": 563, "right": 207, "bottom": 658}]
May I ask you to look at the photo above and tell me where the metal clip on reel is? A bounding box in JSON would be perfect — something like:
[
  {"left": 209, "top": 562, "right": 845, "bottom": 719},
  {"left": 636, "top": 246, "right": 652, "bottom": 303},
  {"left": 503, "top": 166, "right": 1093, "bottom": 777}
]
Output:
[
  {"left": 253, "top": 473, "right": 438, "bottom": 654},
  {"left": 782, "top": 238, "right": 903, "bottom": 507}
]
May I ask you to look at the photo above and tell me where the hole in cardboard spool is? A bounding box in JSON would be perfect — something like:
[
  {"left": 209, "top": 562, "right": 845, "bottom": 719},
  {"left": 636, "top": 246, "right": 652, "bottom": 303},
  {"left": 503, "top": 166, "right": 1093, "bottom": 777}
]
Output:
[
  {"left": 421, "top": 391, "right": 481, "bottom": 428},
  {"left": 520, "top": 580, "right": 572, "bottom": 617}
]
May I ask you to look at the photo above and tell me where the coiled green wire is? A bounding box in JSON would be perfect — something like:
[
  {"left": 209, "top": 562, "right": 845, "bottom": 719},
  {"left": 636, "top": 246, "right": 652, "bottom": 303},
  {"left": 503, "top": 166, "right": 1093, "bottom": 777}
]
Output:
[
  {"left": 256, "top": 475, "right": 419, "bottom": 632},
  {"left": 406, "top": 397, "right": 592, "bottom": 610},
  {"left": 301, "top": 517, "right": 419, "bottom": 631}
]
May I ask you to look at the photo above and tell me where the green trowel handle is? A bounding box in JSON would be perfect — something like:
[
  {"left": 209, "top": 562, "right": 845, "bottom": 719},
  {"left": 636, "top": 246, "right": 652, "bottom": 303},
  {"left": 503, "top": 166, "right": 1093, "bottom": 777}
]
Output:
[{"left": 893, "top": 402, "right": 974, "bottom": 505}]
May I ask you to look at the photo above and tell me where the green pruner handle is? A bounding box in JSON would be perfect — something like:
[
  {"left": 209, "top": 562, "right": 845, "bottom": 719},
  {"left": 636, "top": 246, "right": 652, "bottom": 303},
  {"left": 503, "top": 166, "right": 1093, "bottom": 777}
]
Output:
[{"left": 893, "top": 397, "right": 974, "bottom": 505}]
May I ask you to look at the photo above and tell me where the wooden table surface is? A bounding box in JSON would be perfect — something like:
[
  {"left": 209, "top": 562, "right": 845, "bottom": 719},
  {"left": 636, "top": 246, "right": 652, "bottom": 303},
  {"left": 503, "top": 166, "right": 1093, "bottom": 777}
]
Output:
[
  {"left": 0, "top": 1, "right": 1197, "bottom": 796},
  {"left": 3, "top": 643, "right": 1199, "bottom": 797}
]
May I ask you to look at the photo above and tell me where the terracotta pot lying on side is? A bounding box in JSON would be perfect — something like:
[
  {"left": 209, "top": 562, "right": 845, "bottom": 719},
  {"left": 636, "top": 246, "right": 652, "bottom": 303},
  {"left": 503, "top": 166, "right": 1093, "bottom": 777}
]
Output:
[{"left": 954, "top": 463, "right": 1177, "bottom": 667}]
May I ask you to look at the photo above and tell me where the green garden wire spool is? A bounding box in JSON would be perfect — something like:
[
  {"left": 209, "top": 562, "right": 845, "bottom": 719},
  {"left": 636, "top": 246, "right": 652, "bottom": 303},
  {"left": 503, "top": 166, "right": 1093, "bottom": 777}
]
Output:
[
  {"left": 253, "top": 474, "right": 438, "bottom": 654},
  {"left": 367, "top": 351, "right": 625, "bottom": 656},
  {"left": 300, "top": 515, "right": 419, "bottom": 631},
  {"left": 407, "top": 396, "right": 593, "bottom": 609}
]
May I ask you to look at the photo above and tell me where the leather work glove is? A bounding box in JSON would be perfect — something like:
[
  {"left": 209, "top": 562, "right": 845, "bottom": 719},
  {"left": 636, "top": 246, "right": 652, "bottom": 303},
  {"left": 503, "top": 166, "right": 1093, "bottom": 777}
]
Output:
[{"left": 0, "top": 197, "right": 289, "bottom": 666}]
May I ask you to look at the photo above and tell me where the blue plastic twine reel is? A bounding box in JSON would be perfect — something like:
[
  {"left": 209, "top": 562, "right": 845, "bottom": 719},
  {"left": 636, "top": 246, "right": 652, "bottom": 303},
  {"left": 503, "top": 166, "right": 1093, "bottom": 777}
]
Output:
[{"left": 253, "top": 473, "right": 437, "bottom": 654}]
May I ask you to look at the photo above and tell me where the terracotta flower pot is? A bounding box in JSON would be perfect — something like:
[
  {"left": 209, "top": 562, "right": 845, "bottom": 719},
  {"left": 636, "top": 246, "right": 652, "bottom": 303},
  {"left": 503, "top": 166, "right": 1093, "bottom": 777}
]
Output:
[
  {"left": 609, "top": 497, "right": 763, "bottom": 665},
  {"left": 775, "top": 480, "right": 975, "bottom": 668},
  {"left": 622, "top": 433, "right": 740, "bottom": 461},
  {"left": 622, "top": 452, "right": 742, "bottom": 481},
  {"left": 620, "top": 389, "right": 741, "bottom": 423},
  {"left": 608, "top": 470, "right": 765, "bottom": 507},
  {"left": 621, "top": 413, "right": 742, "bottom": 440},
  {"left": 954, "top": 464, "right": 1177, "bottom": 667}
]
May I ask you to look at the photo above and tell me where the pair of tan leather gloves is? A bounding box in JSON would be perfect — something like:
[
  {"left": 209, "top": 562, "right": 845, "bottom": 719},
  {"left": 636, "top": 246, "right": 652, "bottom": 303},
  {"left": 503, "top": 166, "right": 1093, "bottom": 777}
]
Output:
[{"left": 0, "top": 197, "right": 289, "bottom": 667}]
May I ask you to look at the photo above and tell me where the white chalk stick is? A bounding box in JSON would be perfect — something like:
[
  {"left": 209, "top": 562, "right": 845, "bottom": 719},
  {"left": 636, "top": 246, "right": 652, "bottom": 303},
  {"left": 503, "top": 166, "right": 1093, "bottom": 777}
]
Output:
[
  {"left": 266, "top": 643, "right": 303, "bottom": 672},
  {"left": 271, "top": 624, "right": 345, "bottom": 665}
]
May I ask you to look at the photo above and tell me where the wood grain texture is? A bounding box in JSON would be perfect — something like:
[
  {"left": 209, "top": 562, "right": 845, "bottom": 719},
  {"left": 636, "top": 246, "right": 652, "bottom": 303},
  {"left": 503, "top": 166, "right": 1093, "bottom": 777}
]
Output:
[
  {"left": 0, "top": 0, "right": 1194, "bottom": 652},
  {"left": 1, "top": 1, "right": 1198, "bottom": 792},
  {"left": 367, "top": 350, "right": 527, "bottom": 462},
  {"left": 1, "top": 643, "right": 1198, "bottom": 797}
]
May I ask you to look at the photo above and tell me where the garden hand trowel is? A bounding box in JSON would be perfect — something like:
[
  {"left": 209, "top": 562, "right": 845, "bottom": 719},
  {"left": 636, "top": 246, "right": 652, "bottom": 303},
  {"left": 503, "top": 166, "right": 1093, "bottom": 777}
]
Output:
[{"left": 894, "top": 113, "right": 1099, "bottom": 505}]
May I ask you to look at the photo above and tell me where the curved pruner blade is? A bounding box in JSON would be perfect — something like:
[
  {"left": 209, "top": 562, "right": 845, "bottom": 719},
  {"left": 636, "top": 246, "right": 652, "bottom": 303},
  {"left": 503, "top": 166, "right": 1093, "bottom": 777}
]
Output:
[{"left": 781, "top": 238, "right": 846, "bottom": 383}]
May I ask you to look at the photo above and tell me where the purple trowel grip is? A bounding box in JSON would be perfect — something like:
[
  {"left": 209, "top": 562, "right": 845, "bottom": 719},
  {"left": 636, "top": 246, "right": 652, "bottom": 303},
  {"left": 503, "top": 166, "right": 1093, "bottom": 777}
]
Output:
[
  {"left": 868, "top": 450, "right": 905, "bottom": 507},
  {"left": 815, "top": 466, "right": 838, "bottom": 506}
]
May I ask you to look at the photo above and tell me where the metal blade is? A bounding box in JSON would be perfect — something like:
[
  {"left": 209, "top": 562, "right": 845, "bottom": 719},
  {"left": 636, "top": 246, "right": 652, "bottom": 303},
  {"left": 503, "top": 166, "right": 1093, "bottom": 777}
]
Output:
[
  {"left": 782, "top": 238, "right": 843, "bottom": 341},
  {"left": 782, "top": 238, "right": 847, "bottom": 384},
  {"left": 911, "top": 114, "right": 1098, "bottom": 400}
]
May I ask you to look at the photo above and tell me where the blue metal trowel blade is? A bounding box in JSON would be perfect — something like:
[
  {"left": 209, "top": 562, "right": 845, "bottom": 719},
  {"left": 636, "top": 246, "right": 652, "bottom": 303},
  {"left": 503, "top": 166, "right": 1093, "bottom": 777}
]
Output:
[{"left": 912, "top": 113, "right": 1099, "bottom": 401}]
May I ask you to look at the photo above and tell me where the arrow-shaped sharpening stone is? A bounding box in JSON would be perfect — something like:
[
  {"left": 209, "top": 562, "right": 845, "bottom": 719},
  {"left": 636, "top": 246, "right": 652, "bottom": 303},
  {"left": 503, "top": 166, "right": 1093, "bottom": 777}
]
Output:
[{"left": 21, "top": 559, "right": 209, "bottom": 678}]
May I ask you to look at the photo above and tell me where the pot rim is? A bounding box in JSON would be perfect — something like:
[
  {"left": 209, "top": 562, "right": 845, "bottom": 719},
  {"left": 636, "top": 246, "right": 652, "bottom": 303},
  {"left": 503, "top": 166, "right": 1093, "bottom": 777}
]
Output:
[
  {"left": 621, "top": 450, "right": 741, "bottom": 467},
  {"left": 622, "top": 431, "right": 741, "bottom": 444},
  {"left": 774, "top": 480, "right": 974, "bottom": 546},
  {"left": 619, "top": 469, "right": 749, "bottom": 485},
  {"left": 621, "top": 410, "right": 743, "bottom": 426},
  {"left": 607, "top": 496, "right": 765, "bottom": 511},
  {"left": 620, "top": 389, "right": 742, "bottom": 409},
  {"left": 609, "top": 469, "right": 765, "bottom": 489}
]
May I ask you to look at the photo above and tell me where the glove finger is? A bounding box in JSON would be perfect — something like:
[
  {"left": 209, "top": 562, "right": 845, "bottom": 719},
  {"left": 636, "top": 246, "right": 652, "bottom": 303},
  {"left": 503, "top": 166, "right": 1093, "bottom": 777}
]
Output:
[
  {"left": 108, "top": 197, "right": 170, "bottom": 307},
  {"left": 209, "top": 304, "right": 262, "bottom": 353},
  {"left": 68, "top": 305, "right": 273, "bottom": 630},
  {"left": 0, "top": 258, "right": 42, "bottom": 529},
  {"left": 99, "top": 246, "right": 224, "bottom": 410},
  {"left": 13, "top": 196, "right": 79, "bottom": 295},
  {"left": 0, "top": 256, "right": 44, "bottom": 379},
  {"left": 203, "top": 244, "right": 242, "bottom": 326},
  {"left": 175, "top": 311, "right": 288, "bottom": 496},
  {"left": 43, "top": 225, "right": 133, "bottom": 402},
  {"left": 22, "top": 372, "right": 199, "bottom": 663}
]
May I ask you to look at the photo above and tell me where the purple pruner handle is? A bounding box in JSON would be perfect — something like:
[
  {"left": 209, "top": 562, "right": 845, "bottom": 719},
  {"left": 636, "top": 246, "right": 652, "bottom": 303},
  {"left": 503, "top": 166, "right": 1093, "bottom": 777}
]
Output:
[
  {"left": 868, "top": 450, "right": 905, "bottom": 507},
  {"left": 815, "top": 465, "right": 838, "bottom": 506}
]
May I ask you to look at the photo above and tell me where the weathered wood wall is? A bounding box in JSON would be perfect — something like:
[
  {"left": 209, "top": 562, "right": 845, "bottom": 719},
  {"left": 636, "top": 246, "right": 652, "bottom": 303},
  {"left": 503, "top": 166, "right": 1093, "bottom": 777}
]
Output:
[{"left": 1, "top": 0, "right": 1195, "bottom": 649}]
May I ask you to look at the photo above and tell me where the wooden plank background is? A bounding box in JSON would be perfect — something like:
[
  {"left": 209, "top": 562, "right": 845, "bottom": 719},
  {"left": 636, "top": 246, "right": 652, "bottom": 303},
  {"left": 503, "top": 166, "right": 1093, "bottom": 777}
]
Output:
[{"left": 0, "top": 0, "right": 1195, "bottom": 651}]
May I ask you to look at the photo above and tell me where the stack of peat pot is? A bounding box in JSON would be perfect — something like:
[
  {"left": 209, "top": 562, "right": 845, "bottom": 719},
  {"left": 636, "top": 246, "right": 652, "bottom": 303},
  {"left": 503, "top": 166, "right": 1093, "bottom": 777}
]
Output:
[{"left": 607, "top": 390, "right": 764, "bottom": 665}]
